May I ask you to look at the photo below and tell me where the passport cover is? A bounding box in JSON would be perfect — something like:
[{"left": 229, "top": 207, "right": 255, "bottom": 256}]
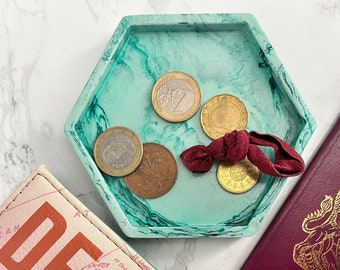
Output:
[
  {"left": 242, "top": 116, "right": 340, "bottom": 270},
  {"left": 0, "top": 165, "right": 155, "bottom": 270}
]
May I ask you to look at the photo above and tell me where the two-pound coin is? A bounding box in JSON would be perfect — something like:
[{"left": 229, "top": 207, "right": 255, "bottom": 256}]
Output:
[
  {"left": 201, "top": 94, "right": 248, "bottom": 139},
  {"left": 94, "top": 126, "right": 143, "bottom": 177},
  {"left": 124, "top": 143, "right": 178, "bottom": 199},
  {"left": 217, "top": 159, "right": 259, "bottom": 194},
  {"left": 152, "top": 71, "right": 201, "bottom": 122}
]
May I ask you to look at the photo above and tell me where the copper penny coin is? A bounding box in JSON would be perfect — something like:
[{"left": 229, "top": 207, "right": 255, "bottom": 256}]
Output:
[
  {"left": 94, "top": 126, "right": 143, "bottom": 177},
  {"left": 124, "top": 143, "right": 178, "bottom": 199},
  {"left": 201, "top": 94, "right": 248, "bottom": 139},
  {"left": 152, "top": 71, "right": 201, "bottom": 122},
  {"left": 217, "top": 159, "right": 259, "bottom": 194}
]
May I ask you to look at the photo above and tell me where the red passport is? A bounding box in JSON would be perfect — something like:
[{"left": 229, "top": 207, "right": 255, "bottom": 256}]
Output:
[{"left": 242, "top": 116, "right": 340, "bottom": 270}]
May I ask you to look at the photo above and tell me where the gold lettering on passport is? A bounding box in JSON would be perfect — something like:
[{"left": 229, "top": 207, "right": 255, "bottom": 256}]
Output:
[{"left": 293, "top": 190, "right": 340, "bottom": 269}]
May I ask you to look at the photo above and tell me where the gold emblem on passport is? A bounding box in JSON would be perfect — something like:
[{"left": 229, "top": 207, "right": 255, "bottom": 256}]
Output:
[
  {"left": 293, "top": 190, "right": 340, "bottom": 269},
  {"left": 124, "top": 143, "right": 178, "bottom": 199},
  {"left": 94, "top": 126, "right": 143, "bottom": 177},
  {"left": 201, "top": 94, "right": 248, "bottom": 139},
  {"left": 216, "top": 159, "right": 259, "bottom": 194},
  {"left": 152, "top": 71, "right": 201, "bottom": 122}
]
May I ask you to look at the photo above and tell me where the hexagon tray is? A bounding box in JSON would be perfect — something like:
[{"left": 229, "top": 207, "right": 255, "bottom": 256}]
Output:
[{"left": 64, "top": 14, "right": 315, "bottom": 238}]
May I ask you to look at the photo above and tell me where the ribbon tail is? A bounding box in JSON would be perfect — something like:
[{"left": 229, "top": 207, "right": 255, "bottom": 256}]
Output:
[{"left": 180, "top": 145, "right": 214, "bottom": 174}]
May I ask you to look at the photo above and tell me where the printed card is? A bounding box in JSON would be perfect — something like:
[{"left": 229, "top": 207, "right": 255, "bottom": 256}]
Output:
[{"left": 0, "top": 165, "right": 154, "bottom": 270}]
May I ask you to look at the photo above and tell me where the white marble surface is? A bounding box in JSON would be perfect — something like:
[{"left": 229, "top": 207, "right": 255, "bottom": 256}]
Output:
[{"left": 0, "top": 0, "right": 339, "bottom": 269}]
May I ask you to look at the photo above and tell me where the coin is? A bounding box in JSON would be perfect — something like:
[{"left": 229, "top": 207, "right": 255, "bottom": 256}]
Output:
[
  {"left": 152, "top": 71, "right": 201, "bottom": 122},
  {"left": 94, "top": 126, "right": 143, "bottom": 177},
  {"left": 200, "top": 94, "right": 248, "bottom": 139},
  {"left": 124, "top": 143, "right": 178, "bottom": 199},
  {"left": 216, "top": 159, "right": 259, "bottom": 194}
]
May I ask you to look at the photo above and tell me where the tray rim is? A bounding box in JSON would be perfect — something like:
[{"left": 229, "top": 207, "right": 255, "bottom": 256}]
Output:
[{"left": 64, "top": 13, "right": 316, "bottom": 238}]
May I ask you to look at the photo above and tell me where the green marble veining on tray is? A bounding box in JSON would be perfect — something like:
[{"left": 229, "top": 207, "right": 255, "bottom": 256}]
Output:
[{"left": 64, "top": 13, "right": 316, "bottom": 238}]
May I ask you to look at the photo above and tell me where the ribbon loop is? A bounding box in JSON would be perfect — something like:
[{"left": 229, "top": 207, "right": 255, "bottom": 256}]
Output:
[{"left": 180, "top": 130, "right": 305, "bottom": 177}]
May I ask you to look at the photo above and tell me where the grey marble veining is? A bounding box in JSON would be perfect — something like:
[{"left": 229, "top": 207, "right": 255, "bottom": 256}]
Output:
[{"left": 0, "top": 0, "right": 47, "bottom": 201}]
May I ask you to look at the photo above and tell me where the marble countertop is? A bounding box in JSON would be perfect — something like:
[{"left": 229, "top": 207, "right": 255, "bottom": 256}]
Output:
[{"left": 0, "top": 1, "right": 339, "bottom": 269}]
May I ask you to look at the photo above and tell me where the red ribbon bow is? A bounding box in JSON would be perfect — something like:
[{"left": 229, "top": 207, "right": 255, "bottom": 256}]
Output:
[{"left": 180, "top": 130, "right": 305, "bottom": 177}]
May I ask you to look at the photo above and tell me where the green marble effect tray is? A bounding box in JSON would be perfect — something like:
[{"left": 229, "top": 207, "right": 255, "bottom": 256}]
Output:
[{"left": 64, "top": 14, "right": 316, "bottom": 238}]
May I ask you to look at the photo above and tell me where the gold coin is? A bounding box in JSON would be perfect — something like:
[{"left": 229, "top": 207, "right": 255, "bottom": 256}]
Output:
[
  {"left": 216, "top": 159, "right": 259, "bottom": 194},
  {"left": 152, "top": 71, "right": 201, "bottom": 122},
  {"left": 124, "top": 143, "right": 178, "bottom": 199},
  {"left": 200, "top": 94, "right": 248, "bottom": 139},
  {"left": 94, "top": 126, "right": 143, "bottom": 177}
]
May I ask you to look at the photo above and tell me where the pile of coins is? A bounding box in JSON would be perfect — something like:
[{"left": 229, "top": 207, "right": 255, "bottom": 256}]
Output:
[
  {"left": 94, "top": 71, "right": 260, "bottom": 198},
  {"left": 151, "top": 71, "right": 259, "bottom": 194},
  {"left": 94, "top": 127, "right": 177, "bottom": 199}
]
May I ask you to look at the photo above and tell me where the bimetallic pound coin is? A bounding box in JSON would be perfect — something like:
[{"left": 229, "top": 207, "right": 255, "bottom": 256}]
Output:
[
  {"left": 217, "top": 159, "right": 260, "bottom": 194},
  {"left": 124, "top": 143, "right": 178, "bottom": 199},
  {"left": 200, "top": 94, "right": 248, "bottom": 139},
  {"left": 94, "top": 126, "right": 143, "bottom": 177},
  {"left": 152, "top": 71, "right": 201, "bottom": 122}
]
